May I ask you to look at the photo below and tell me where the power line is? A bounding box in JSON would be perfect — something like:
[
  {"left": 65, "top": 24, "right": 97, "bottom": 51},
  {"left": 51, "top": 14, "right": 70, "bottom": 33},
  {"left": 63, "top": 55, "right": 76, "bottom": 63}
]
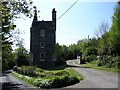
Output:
[{"left": 57, "top": 0, "right": 79, "bottom": 21}]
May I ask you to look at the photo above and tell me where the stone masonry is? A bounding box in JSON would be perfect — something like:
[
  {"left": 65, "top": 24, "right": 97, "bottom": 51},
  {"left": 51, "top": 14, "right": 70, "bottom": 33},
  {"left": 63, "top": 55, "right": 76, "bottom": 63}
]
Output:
[{"left": 30, "top": 8, "right": 56, "bottom": 69}]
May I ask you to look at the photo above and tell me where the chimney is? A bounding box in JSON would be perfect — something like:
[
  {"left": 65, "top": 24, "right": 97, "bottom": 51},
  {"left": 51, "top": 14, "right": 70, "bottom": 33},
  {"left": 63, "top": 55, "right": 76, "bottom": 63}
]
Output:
[{"left": 52, "top": 8, "right": 56, "bottom": 31}]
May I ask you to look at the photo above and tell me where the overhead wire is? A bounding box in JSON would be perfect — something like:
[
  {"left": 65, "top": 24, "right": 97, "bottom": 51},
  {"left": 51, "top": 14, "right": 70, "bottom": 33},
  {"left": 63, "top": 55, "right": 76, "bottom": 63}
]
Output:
[{"left": 57, "top": 0, "right": 79, "bottom": 21}]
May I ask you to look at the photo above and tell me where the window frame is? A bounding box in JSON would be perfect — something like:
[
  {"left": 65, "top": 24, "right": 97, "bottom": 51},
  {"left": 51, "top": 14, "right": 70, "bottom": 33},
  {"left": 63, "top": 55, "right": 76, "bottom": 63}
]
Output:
[
  {"left": 40, "top": 53, "right": 45, "bottom": 61},
  {"left": 40, "top": 43, "right": 45, "bottom": 48},
  {"left": 40, "top": 29, "right": 45, "bottom": 37}
]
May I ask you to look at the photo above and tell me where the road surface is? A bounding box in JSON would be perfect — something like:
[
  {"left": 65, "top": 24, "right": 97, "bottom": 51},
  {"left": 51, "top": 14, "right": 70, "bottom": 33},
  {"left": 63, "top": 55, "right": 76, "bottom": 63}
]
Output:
[
  {"left": 0, "top": 70, "right": 36, "bottom": 90},
  {"left": 66, "top": 60, "right": 119, "bottom": 88}
]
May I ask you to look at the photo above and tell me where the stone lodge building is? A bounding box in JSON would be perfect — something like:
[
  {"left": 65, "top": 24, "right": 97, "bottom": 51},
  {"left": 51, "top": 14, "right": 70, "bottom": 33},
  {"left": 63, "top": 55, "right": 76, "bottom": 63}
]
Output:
[{"left": 30, "top": 8, "right": 56, "bottom": 69}]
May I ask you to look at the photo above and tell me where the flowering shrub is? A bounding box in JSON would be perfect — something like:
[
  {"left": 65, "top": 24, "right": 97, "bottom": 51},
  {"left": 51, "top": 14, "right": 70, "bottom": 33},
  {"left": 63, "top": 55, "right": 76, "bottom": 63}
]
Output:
[{"left": 97, "top": 55, "right": 120, "bottom": 69}]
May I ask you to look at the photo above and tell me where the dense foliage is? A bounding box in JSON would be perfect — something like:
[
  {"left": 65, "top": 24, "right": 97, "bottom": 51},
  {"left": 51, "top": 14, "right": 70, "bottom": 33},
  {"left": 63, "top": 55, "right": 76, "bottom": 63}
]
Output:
[{"left": 13, "top": 66, "right": 79, "bottom": 88}]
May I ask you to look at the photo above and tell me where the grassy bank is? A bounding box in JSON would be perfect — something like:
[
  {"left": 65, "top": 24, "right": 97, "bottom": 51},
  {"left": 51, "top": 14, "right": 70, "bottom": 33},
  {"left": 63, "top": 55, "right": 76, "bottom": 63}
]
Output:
[{"left": 75, "top": 61, "right": 120, "bottom": 73}]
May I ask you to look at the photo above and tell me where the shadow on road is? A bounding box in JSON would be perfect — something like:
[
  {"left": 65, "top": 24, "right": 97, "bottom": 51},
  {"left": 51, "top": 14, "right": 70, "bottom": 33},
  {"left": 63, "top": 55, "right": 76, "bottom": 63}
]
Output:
[
  {"left": 48, "top": 63, "right": 91, "bottom": 70},
  {"left": 67, "top": 65, "right": 91, "bottom": 69},
  {"left": 1, "top": 82, "right": 22, "bottom": 90},
  {"left": 1, "top": 70, "right": 23, "bottom": 90},
  {"left": 2, "top": 70, "right": 12, "bottom": 77}
]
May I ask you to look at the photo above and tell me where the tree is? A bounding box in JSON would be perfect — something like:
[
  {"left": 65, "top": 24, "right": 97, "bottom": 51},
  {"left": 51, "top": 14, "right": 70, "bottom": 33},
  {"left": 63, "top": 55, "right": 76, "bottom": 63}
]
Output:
[
  {"left": 61, "top": 45, "right": 68, "bottom": 60},
  {"left": 15, "top": 46, "right": 30, "bottom": 66},
  {"left": 55, "top": 43, "right": 62, "bottom": 61},
  {"left": 95, "top": 22, "right": 109, "bottom": 55},
  {"left": 89, "top": 37, "right": 97, "bottom": 46},
  {"left": 1, "top": 1, "right": 34, "bottom": 71},
  {"left": 108, "top": 1, "right": 120, "bottom": 55}
]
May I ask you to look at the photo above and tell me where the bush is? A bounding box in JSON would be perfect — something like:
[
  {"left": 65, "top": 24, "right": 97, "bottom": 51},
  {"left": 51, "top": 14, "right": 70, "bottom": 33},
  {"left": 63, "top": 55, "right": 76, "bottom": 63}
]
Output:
[
  {"left": 55, "top": 61, "right": 67, "bottom": 66},
  {"left": 84, "top": 46, "right": 98, "bottom": 56},
  {"left": 13, "top": 66, "right": 39, "bottom": 77},
  {"left": 84, "top": 55, "right": 97, "bottom": 62},
  {"left": 36, "top": 75, "right": 79, "bottom": 88},
  {"left": 51, "top": 75, "right": 79, "bottom": 88},
  {"left": 17, "top": 55, "right": 29, "bottom": 67},
  {"left": 20, "top": 66, "right": 36, "bottom": 75},
  {"left": 97, "top": 55, "right": 120, "bottom": 69}
]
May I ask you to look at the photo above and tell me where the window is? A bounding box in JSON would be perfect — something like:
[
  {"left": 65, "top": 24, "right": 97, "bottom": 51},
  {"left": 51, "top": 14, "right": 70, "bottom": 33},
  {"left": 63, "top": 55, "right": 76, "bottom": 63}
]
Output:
[
  {"left": 40, "top": 29, "right": 45, "bottom": 37},
  {"left": 40, "top": 53, "right": 45, "bottom": 61},
  {"left": 30, "top": 53, "right": 33, "bottom": 61},
  {"left": 40, "top": 43, "right": 45, "bottom": 48}
]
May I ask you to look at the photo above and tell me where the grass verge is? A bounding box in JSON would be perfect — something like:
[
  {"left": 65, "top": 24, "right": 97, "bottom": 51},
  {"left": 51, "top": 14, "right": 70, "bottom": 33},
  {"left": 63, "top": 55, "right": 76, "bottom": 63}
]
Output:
[
  {"left": 12, "top": 72, "right": 37, "bottom": 88},
  {"left": 75, "top": 61, "right": 120, "bottom": 73},
  {"left": 65, "top": 68, "right": 84, "bottom": 80}
]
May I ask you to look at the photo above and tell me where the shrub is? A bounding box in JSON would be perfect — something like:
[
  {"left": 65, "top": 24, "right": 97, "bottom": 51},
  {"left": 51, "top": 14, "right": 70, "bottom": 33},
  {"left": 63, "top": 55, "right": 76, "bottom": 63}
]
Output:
[
  {"left": 55, "top": 61, "right": 67, "bottom": 66},
  {"left": 84, "top": 55, "right": 97, "bottom": 62},
  {"left": 36, "top": 75, "right": 79, "bottom": 88},
  {"left": 17, "top": 55, "right": 29, "bottom": 67},
  {"left": 97, "top": 55, "right": 120, "bottom": 69},
  {"left": 13, "top": 66, "right": 40, "bottom": 77},
  {"left": 84, "top": 46, "right": 98, "bottom": 56},
  {"left": 50, "top": 75, "right": 79, "bottom": 88},
  {"left": 20, "top": 66, "right": 36, "bottom": 76}
]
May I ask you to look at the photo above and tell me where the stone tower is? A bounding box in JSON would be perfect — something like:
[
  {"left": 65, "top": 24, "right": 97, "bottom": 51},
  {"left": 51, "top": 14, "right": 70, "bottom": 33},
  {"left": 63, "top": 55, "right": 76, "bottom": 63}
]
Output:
[{"left": 30, "top": 8, "right": 56, "bottom": 69}]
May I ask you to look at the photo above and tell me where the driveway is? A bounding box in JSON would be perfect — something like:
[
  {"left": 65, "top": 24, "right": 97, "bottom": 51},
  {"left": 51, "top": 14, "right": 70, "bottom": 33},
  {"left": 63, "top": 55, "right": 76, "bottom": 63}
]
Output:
[
  {"left": 0, "top": 70, "right": 36, "bottom": 89},
  {"left": 66, "top": 60, "right": 119, "bottom": 88}
]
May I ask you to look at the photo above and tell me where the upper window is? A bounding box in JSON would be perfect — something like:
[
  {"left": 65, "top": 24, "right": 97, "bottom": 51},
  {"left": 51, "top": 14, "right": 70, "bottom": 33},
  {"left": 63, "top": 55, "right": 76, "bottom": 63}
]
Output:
[{"left": 40, "top": 29, "right": 45, "bottom": 37}]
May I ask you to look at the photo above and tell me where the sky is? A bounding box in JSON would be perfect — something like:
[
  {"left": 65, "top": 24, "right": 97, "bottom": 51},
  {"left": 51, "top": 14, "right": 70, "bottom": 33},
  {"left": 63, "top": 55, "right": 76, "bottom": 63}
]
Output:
[{"left": 14, "top": 0, "right": 117, "bottom": 50}]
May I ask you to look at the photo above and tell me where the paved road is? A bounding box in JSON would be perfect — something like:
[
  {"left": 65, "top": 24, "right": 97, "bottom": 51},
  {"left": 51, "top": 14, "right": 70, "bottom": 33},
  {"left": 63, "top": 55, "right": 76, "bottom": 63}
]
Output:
[
  {"left": 0, "top": 70, "right": 36, "bottom": 90},
  {"left": 66, "top": 60, "right": 119, "bottom": 88}
]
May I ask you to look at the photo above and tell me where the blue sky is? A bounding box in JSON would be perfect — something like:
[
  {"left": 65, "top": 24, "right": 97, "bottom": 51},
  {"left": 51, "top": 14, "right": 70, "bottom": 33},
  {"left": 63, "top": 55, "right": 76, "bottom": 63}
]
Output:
[{"left": 14, "top": 1, "right": 116, "bottom": 50}]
